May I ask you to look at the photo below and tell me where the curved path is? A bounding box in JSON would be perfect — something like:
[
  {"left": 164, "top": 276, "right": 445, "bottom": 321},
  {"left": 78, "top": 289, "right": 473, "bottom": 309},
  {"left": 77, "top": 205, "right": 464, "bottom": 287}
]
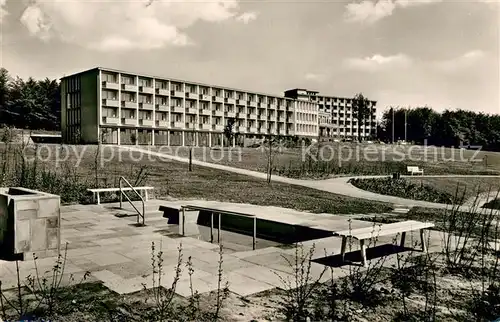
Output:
[{"left": 118, "top": 146, "right": 500, "bottom": 215}]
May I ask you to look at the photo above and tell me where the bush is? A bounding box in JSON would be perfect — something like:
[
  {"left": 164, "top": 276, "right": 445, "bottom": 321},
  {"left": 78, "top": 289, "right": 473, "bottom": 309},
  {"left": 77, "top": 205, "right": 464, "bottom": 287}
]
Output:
[
  {"left": 349, "top": 177, "right": 454, "bottom": 204},
  {"left": 482, "top": 198, "right": 500, "bottom": 210}
]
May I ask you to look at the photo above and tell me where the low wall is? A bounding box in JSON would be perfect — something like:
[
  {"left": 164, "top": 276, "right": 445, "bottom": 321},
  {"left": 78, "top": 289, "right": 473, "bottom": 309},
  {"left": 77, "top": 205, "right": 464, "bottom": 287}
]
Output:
[{"left": 0, "top": 187, "right": 61, "bottom": 260}]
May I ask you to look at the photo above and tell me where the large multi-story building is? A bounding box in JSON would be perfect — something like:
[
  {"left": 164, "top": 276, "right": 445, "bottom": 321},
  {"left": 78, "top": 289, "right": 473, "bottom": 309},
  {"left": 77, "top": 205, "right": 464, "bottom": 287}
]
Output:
[
  {"left": 60, "top": 67, "right": 319, "bottom": 146},
  {"left": 284, "top": 88, "right": 377, "bottom": 141}
]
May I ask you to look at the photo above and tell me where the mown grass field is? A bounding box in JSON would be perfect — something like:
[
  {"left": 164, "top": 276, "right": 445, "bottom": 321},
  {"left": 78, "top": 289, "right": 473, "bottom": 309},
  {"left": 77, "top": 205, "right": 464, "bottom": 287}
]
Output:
[
  {"left": 0, "top": 143, "right": 392, "bottom": 214},
  {"left": 406, "top": 176, "right": 500, "bottom": 202},
  {"left": 146, "top": 142, "right": 500, "bottom": 178}
]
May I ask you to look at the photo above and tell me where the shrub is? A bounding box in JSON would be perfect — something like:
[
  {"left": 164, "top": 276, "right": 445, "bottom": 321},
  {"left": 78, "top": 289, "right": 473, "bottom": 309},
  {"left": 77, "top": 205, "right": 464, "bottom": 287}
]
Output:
[{"left": 349, "top": 177, "right": 454, "bottom": 204}]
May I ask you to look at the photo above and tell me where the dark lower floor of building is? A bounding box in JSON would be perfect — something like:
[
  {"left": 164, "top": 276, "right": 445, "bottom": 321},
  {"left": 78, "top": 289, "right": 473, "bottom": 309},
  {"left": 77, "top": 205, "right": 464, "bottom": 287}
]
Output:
[{"left": 98, "top": 128, "right": 308, "bottom": 147}]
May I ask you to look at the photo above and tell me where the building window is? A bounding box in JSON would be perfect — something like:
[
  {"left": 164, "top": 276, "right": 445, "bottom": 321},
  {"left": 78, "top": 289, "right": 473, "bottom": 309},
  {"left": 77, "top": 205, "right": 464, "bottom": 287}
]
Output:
[
  {"left": 172, "top": 82, "right": 183, "bottom": 91},
  {"left": 103, "top": 73, "right": 117, "bottom": 83},
  {"left": 102, "top": 90, "right": 117, "bottom": 100},
  {"left": 155, "top": 80, "right": 168, "bottom": 89},
  {"left": 139, "top": 78, "right": 152, "bottom": 87},
  {"left": 121, "top": 75, "right": 135, "bottom": 85},
  {"left": 157, "top": 96, "right": 168, "bottom": 105}
]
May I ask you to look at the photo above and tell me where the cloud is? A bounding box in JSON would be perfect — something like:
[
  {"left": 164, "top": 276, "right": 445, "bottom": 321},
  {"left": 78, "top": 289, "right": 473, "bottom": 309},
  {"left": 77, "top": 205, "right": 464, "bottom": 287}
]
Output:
[
  {"left": 344, "top": 53, "right": 413, "bottom": 71},
  {"left": 345, "top": 0, "right": 442, "bottom": 23},
  {"left": 433, "top": 50, "right": 486, "bottom": 72},
  {"left": 0, "top": 0, "right": 8, "bottom": 23},
  {"left": 304, "top": 73, "right": 326, "bottom": 82},
  {"left": 19, "top": 0, "right": 253, "bottom": 51},
  {"left": 19, "top": 5, "right": 52, "bottom": 41},
  {"left": 236, "top": 11, "right": 258, "bottom": 24}
]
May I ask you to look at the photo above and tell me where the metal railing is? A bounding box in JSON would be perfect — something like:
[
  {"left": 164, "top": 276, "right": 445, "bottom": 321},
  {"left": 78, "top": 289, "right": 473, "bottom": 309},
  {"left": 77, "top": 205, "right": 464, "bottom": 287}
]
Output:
[
  {"left": 181, "top": 205, "right": 257, "bottom": 250},
  {"left": 119, "top": 176, "right": 145, "bottom": 225}
]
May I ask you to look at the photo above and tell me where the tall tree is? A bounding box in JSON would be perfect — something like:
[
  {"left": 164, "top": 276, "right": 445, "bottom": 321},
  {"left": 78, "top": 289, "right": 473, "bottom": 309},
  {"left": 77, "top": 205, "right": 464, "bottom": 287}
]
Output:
[
  {"left": 352, "top": 93, "right": 371, "bottom": 142},
  {"left": 406, "top": 107, "right": 439, "bottom": 144},
  {"left": 223, "top": 117, "right": 236, "bottom": 147},
  {"left": 0, "top": 69, "right": 61, "bottom": 131},
  {"left": 0, "top": 68, "right": 11, "bottom": 125}
]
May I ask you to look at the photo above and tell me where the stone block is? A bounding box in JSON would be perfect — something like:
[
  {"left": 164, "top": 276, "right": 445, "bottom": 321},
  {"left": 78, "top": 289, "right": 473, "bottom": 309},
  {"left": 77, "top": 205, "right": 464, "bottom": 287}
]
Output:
[
  {"left": 1, "top": 188, "right": 60, "bottom": 259},
  {"left": 31, "top": 219, "right": 47, "bottom": 251},
  {"left": 16, "top": 240, "right": 30, "bottom": 253},
  {"left": 17, "top": 209, "right": 37, "bottom": 220},
  {"left": 46, "top": 217, "right": 59, "bottom": 229},
  {"left": 15, "top": 220, "right": 30, "bottom": 253},
  {"left": 16, "top": 199, "right": 39, "bottom": 211},
  {"left": 38, "top": 199, "right": 60, "bottom": 218},
  {"left": 47, "top": 228, "right": 59, "bottom": 249}
]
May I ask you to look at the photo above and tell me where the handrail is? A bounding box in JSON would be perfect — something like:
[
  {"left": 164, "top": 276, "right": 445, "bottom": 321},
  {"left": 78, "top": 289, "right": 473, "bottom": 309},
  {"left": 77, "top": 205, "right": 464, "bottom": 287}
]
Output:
[{"left": 119, "top": 176, "right": 145, "bottom": 225}]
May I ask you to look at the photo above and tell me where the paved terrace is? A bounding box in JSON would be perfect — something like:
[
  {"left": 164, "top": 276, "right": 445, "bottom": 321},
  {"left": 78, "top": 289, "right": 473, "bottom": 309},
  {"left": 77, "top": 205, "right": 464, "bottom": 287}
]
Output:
[
  {"left": 0, "top": 200, "right": 441, "bottom": 298},
  {"left": 120, "top": 146, "right": 500, "bottom": 215}
]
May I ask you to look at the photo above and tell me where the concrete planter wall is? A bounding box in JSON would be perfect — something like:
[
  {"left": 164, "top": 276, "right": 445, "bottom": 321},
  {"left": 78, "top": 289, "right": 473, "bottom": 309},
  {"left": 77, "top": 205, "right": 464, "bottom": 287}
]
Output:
[{"left": 0, "top": 187, "right": 61, "bottom": 260}]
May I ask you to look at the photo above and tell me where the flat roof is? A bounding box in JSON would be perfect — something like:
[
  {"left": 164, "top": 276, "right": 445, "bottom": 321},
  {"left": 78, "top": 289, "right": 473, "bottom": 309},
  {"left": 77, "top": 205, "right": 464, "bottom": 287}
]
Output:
[
  {"left": 285, "top": 88, "right": 376, "bottom": 103},
  {"left": 60, "top": 67, "right": 319, "bottom": 103},
  {"left": 285, "top": 88, "right": 320, "bottom": 93}
]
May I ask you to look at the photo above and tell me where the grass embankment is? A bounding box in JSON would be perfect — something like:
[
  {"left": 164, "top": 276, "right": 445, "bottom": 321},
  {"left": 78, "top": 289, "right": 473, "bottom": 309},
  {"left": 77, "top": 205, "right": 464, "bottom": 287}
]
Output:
[{"left": 0, "top": 143, "right": 392, "bottom": 214}]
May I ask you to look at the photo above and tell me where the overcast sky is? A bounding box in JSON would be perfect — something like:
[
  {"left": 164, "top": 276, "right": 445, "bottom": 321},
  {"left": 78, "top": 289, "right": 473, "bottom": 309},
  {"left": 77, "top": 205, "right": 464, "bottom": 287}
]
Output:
[{"left": 0, "top": 0, "right": 498, "bottom": 118}]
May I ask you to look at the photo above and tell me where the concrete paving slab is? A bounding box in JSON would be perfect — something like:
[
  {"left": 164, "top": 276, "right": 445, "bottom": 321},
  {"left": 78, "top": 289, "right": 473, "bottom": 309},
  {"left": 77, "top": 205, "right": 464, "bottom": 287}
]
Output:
[
  {"left": 83, "top": 252, "right": 133, "bottom": 266},
  {"left": 175, "top": 277, "right": 218, "bottom": 298},
  {"left": 101, "top": 262, "right": 152, "bottom": 279},
  {"left": 91, "top": 269, "right": 124, "bottom": 284},
  {"left": 231, "top": 247, "right": 285, "bottom": 259},
  {"left": 241, "top": 252, "right": 293, "bottom": 267},
  {"left": 223, "top": 272, "right": 274, "bottom": 297},
  {"left": 231, "top": 265, "right": 290, "bottom": 288}
]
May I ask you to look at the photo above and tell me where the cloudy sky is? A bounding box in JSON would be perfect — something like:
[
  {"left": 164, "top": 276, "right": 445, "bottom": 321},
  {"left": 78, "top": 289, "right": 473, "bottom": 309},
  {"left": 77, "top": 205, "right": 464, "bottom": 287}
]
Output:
[{"left": 0, "top": 0, "right": 498, "bottom": 117}]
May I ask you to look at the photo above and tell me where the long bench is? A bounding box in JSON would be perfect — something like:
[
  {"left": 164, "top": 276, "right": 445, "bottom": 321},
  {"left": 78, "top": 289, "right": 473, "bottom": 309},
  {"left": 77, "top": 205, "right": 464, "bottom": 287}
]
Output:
[
  {"left": 407, "top": 166, "right": 424, "bottom": 175},
  {"left": 333, "top": 220, "right": 435, "bottom": 267},
  {"left": 87, "top": 186, "right": 154, "bottom": 205}
]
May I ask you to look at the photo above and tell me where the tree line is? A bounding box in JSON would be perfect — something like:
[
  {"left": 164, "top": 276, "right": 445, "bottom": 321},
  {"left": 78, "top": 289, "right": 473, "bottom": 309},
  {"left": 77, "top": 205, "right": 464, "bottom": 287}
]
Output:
[
  {"left": 377, "top": 107, "right": 500, "bottom": 151},
  {"left": 0, "top": 68, "right": 61, "bottom": 131}
]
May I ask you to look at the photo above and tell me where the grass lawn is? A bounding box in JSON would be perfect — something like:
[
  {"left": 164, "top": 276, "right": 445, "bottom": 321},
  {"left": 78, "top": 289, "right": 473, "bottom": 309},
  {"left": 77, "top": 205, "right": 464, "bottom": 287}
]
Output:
[
  {"left": 405, "top": 177, "right": 500, "bottom": 202},
  {"left": 145, "top": 143, "right": 500, "bottom": 178},
  {"left": 0, "top": 143, "right": 392, "bottom": 214}
]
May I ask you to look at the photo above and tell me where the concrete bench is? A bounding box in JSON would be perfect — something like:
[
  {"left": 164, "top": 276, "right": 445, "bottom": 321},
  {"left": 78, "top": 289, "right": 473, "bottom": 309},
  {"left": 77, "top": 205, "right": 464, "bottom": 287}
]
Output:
[
  {"left": 87, "top": 186, "right": 154, "bottom": 205},
  {"left": 407, "top": 166, "right": 424, "bottom": 175},
  {"left": 334, "top": 220, "right": 435, "bottom": 267}
]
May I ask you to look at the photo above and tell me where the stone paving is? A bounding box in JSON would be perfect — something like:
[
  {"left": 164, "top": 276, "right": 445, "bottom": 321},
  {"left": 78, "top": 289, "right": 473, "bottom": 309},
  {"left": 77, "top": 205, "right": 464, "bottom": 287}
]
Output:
[{"left": 0, "top": 199, "right": 443, "bottom": 298}]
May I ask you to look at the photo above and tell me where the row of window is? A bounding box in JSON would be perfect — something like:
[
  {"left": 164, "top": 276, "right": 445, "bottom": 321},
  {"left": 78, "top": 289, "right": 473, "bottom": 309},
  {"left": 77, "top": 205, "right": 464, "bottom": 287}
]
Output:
[
  {"left": 102, "top": 72, "right": 302, "bottom": 104},
  {"left": 322, "top": 128, "right": 372, "bottom": 133},
  {"left": 296, "top": 113, "right": 317, "bottom": 122},
  {"left": 297, "top": 124, "right": 318, "bottom": 133},
  {"left": 65, "top": 77, "right": 81, "bottom": 93},
  {"left": 296, "top": 101, "right": 316, "bottom": 111},
  {"left": 103, "top": 90, "right": 299, "bottom": 111},
  {"left": 66, "top": 108, "right": 81, "bottom": 126},
  {"left": 67, "top": 92, "right": 82, "bottom": 109},
  {"left": 103, "top": 111, "right": 291, "bottom": 126}
]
